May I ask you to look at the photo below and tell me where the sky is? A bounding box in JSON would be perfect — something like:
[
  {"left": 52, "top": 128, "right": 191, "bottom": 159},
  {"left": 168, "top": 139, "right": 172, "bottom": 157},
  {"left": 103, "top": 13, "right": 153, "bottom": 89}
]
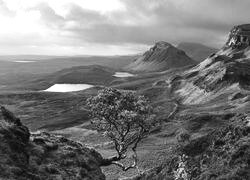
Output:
[{"left": 0, "top": 0, "right": 249, "bottom": 55}]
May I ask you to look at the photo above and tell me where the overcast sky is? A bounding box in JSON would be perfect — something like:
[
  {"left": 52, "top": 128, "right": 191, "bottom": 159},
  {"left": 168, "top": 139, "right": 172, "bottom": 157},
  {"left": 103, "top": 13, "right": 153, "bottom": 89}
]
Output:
[{"left": 0, "top": 0, "right": 249, "bottom": 55}]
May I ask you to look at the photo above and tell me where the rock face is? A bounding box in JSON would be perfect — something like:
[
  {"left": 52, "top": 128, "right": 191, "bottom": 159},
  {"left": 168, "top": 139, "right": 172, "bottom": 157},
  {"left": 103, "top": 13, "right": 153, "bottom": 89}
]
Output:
[
  {"left": 130, "top": 24, "right": 250, "bottom": 180},
  {"left": 126, "top": 41, "right": 196, "bottom": 72},
  {"left": 0, "top": 106, "right": 105, "bottom": 180},
  {"left": 171, "top": 24, "right": 250, "bottom": 107},
  {"left": 226, "top": 24, "right": 250, "bottom": 48},
  {"left": 177, "top": 42, "right": 218, "bottom": 62}
]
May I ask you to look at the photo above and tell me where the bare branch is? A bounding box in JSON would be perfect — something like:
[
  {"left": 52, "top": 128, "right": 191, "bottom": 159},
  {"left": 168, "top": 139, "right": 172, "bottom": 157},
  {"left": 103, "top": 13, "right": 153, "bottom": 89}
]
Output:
[
  {"left": 122, "top": 123, "right": 130, "bottom": 142},
  {"left": 108, "top": 145, "right": 141, "bottom": 173}
]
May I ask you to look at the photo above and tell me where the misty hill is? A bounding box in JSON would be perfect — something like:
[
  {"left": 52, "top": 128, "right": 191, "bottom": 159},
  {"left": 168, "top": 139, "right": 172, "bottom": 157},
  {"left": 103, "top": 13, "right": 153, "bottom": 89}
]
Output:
[
  {"left": 0, "top": 55, "right": 135, "bottom": 90},
  {"left": 24, "top": 65, "right": 116, "bottom": 91},
  {"left": 177, "top": 42, "right": 218, "bottom": 62},
  {"left": 0, "top": 55, "right": 135, "bottom": 72},
  {"left": 126, "top": 41, "right": 196, "bottom": 72}
]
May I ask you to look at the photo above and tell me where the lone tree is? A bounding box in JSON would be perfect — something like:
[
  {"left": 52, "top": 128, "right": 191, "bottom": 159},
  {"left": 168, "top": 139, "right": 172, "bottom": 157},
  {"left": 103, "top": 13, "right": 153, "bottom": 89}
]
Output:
[{"left": 87, "top": 88, "right": 154, "bottom": 172}]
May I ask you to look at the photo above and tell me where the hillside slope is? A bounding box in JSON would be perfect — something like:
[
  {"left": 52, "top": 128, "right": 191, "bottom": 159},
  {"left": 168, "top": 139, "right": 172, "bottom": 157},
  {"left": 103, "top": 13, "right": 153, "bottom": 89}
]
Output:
[
  {"left": 126, "top": 41, "right": 196, "bottom": 72},
  {"left": 177, "top": 42, "right": 218, "bottom": 62},
  {"left": 172, "top": 30, "right": 250, "bottom": 116},
  {"left": 0, "top": 55, "right": 135, "bottom": 92},
  {"left": 0, "top": 106, "right": 105, "bottom": 180},
  {"left": 131, "top": 24, "right": 250, "bottom": 180},
  {"left": 7, "top": 65, "right": 116, "bottom": 91}
]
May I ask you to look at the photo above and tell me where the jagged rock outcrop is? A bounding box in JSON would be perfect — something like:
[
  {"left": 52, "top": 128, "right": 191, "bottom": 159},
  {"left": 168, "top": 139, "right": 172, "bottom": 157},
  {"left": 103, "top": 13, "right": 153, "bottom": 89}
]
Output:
[
  {"left": 0, "top": 106, "right": 105, "bottom": 180},
  {"left": 170, "top": 24, "right": 250, "bottom": 108},
  {"left": 226, "top": 24, "right": 250, "bottom": 48},
  {"left": 126, "top": 41, "right": 196, "bottom": 72}
]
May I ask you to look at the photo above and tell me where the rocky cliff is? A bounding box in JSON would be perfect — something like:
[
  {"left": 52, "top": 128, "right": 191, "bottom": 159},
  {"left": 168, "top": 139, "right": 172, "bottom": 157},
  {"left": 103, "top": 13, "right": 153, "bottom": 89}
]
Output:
[
  {"left": 0, "top": 106, "right": 105, "bottom": 180},
  {"left": 170, "top": 25, "right": 250, "bottom": 112},
  {"left": 129, "top": 24, "right": 250, "bottom": 180},
  {"left": 226, "top": 24, "right": 250, "bottom": 47},
  {"left": 126, "top": 41, "right": 196, "bottom": 72}
]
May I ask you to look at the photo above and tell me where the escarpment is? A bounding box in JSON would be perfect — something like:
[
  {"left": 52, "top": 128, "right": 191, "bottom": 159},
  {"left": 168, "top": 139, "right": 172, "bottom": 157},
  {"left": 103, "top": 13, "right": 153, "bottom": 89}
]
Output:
[
  {"left": 169, "top": 24, "right": 250, "bottom": 107},
  {"left": 226, "top": 24, "right": 250, "bottom": 48},
  {"left": 130, "top": 24, "right": 250, "bottom": 180}
]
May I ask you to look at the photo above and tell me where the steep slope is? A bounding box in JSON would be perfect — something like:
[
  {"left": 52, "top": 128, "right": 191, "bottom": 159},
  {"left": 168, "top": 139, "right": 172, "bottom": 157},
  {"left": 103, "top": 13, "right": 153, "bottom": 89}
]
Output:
[
  {"left": 126, "top": 41, "right": 196, "bottom": 72},
  {"left": 130, "top": 24, "right": 250, "bottom": 180},
  {"left": 173, "top": 38, "right": 250, "bottom": 115},
  {"left": 177, "top": 42, "right": 218, "bottom": 62},
  {"left": 134, "top": 123, "right": 250, "bottom": 180},
  {"left": 0, "top": 106, "right": 105, "bottom": 180}
]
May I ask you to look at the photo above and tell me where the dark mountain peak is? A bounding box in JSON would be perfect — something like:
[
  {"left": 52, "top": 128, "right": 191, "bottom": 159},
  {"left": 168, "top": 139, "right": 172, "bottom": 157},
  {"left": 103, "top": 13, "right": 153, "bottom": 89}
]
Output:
[
  {"left": 152, "top": 41, "right": 173, "bottom": 49},
  {"left": 151, "top": 41, "right": 180, "bottom": 52},
  {"left": 146, "top": 41, "right": 176, "bottom": 58},
  {"left": 126, "top": 41, "right": 195, "bottom": 72},
  {"left": 226, "top": 24, "right": 250, "bottom": 48},
  {"left": 143, "top": 41, "right": 187, "bottom": 62}
]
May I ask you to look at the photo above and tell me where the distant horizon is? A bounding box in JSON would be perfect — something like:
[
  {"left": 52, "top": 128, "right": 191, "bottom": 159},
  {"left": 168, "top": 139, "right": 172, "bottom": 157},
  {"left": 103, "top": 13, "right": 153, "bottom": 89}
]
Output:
[
  {"left": 1, "top": 0, "right": 248, "bottom": 55},
  {"left": 0, "top": 41, "right": 218, "bottom": 57},
  {"left": 0, "top": 53, "right": 139, "bottom": 57}
]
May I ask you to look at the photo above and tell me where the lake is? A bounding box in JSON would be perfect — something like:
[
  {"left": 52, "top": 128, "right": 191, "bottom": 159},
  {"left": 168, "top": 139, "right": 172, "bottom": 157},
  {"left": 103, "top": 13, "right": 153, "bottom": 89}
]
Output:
[
  {"left": 14, "top": 61, "right": 36, "bottom": 63},
  {"left": 44, "top": 84, "right": 94, "bottom": 92},
  {"left": 113, "top": 72, "right": 135, "bottom": 77}
]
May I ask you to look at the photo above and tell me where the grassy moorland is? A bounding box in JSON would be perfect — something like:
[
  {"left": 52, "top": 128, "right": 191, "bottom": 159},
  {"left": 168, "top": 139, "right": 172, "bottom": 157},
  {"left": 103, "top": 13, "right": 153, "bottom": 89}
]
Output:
[
  {"left": 0, "top": 55, "right": 135, "bottom": 91},
  {"left": 1, "top": 42, "right": 250, "bottom": 180}
]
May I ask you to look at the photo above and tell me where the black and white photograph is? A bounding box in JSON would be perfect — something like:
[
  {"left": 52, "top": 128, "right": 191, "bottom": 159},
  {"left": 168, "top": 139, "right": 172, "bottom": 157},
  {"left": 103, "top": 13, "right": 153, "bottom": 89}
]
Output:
[{"left": 0, "top": 0, "right": 249, "bottom": 179}]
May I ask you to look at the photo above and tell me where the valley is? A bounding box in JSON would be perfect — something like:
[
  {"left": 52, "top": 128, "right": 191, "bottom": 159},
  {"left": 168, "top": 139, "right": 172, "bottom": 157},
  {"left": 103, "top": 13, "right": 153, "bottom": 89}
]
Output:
[
  {"left": 1, "top": 0, "right": 250, "bottom": 179},
  {"left": 1, "top": 28, "right": 250, "bottom": 179}
]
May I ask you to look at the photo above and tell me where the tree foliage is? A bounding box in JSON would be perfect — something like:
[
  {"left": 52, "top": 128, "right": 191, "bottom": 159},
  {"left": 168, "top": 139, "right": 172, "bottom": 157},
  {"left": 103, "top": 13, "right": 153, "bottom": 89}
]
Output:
[{"left": 87, "top": 88, "right": 154, "bottom": 171}]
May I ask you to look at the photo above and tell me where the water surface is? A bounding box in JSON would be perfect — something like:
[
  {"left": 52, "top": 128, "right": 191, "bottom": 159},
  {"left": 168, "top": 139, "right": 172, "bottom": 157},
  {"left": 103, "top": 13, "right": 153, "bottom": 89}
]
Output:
[
  {"left": 14, "top": 61, "right": 36, "bottom": 63},
  {"left": 113, "top": 72, "right": 135, "bottom": 77},
  {"left": 44, "top": 84, "right": 94, "bottom": 92}
]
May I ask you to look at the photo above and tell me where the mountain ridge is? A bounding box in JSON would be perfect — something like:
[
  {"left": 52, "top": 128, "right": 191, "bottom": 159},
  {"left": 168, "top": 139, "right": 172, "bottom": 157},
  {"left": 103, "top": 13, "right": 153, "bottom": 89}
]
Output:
[
  {"left": 1, "top": 24, "right": 250, "bottom": 180},
  {"left": 131, "top": 23, "right": 250, "bottom": 180},
  {"left": 126, "top": 41, "right": 196, "bottom": 72},
  {"left": 177, "top": 42, "right": 218, "bottom": 62}
]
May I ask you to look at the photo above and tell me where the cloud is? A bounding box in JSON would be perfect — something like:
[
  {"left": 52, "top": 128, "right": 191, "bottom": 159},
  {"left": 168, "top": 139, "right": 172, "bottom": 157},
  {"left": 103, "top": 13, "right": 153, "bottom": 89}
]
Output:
[
  {"left": 1, "top": 0, "right": 250, "bottom": 55},
  {"left": 0, "top": 0, "right": 15, "bottom": 17},
  {"left": 44, "top": 0, "right": 250, "bottom": 48}
]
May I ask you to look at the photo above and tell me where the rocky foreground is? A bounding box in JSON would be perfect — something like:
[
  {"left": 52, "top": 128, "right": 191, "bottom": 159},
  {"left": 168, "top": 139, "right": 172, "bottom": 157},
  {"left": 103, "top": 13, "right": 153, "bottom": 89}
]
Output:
[{"left": 0, "top": 106, "right": 105, "bottom": 180}]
